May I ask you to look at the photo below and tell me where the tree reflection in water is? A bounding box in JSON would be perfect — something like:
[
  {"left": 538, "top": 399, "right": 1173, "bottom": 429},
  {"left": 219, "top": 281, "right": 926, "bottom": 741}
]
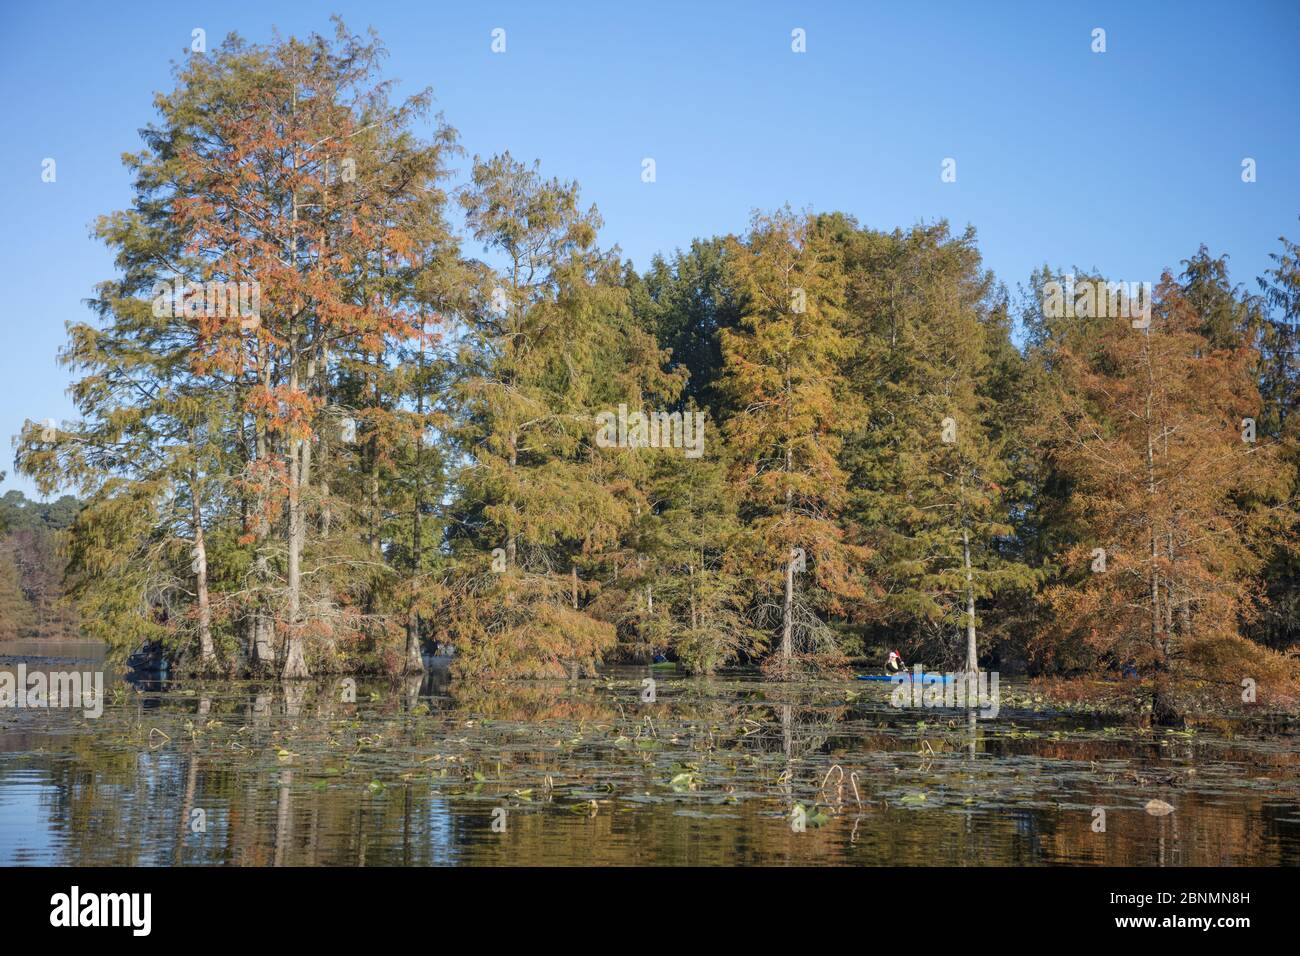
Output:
[{"left": 1, "top": 665, "right": 1298, "bottom": 866}]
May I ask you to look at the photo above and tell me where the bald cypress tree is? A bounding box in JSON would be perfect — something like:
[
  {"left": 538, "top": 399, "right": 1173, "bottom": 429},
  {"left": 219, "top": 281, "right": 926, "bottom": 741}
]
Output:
[
  {"left": 842, "top": 222, "right": 1034, "bottom": 671},
  {"left": 718, "top": 208, "right": 867, "bottom": 675},
  {"left": 1039, "top": 276, "right": 1291, "bottom": 718},
  {"left": 445, "top": 154, "right": 676, "bottom": 678},
  {"left": 17, "top": 21, "right": 463, "bottom": 675},
  {"left": 1250, "top": 229, "right": 1300, "bottom": 652}
]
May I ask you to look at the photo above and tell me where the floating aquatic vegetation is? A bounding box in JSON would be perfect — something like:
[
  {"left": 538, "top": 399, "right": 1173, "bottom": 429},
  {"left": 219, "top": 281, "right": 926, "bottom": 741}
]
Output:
[{"left": 0, "top": 668, "right": 1297, "bottom": 865}]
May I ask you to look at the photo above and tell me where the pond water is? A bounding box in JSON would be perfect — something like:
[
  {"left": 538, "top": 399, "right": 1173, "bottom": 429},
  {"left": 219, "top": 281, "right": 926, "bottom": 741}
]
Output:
[{"left": 2, "top": 644, "right": 1299, "bottom": 866}]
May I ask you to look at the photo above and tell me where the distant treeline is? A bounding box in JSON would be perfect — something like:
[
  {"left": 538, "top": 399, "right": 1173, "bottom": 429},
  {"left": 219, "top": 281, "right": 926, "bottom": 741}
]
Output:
[
  {"left": 13, "top": 24, "right": 1299, "bottom": 711},
  {"left": 0, "top": 491, "right": 81, "bottom": 641}
]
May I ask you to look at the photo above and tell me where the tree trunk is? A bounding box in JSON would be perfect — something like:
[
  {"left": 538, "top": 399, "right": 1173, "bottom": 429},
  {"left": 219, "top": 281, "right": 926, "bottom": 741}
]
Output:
[
  {"left": 319, "top": 344, "right": 332, "bottom": 538},
  {"left": 280, "top": 109, "right": 309, "bottom": 682},
  {"left": 368, "top": 430, "right": 381, "bottom": 558},
  {"left": 506, "top": 431, "right": 518, "bottom": 566},
  {"left": 1141, "top": 328, "right": 1178, "bottom": 724},
  {"left": 781, "top": 405, "right": 794, "bottom": 669},
  {"left": 1144, "top": 332, "right": 1164, "bottom": 661},
  {"left": 252, "top": 615, "right": 277, "bottom": 671},
  {"left": 404, "top": 608, "right": 424, "bottom": 674},
  {"left": 688, "top": 564, "right": 697, "bottom": 630},
  {"left": 962, "top": 527, "right": 977, "bottom": 674},
  {"left": 403, "top": 342, "right": 427, "bottom": 676},
  {"left": 400, "top": 539, "right": 423, "bottom": 672},
  {"left": 282, "top": 362, "right": 309, "bottom": 679},
  {"left": 782, "top": 548, "right": 795, "bottom": 666},
  {"left": 189, "top": 467, "right": 216, "bottom": 671},
  {"left": 251, "top": 393, "right": 276, "bottom": 674},
  {"left": 401, "top": 439, "right": 425, "bottom": 672}
]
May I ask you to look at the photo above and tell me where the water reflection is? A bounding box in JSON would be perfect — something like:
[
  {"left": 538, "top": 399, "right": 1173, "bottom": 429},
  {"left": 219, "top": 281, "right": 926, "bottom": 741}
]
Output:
[{"left": 1, "top": 657, "right": 1298, "bottom": 866}]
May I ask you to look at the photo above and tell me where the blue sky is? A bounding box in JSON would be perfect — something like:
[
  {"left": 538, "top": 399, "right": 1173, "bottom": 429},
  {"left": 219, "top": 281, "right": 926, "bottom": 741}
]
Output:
[{"left": 1, "top": 0, "right": 1297, "bottom": 499}]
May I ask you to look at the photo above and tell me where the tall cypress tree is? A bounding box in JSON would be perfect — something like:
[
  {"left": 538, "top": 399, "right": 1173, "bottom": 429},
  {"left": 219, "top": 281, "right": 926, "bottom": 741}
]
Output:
[
  {"left": 1039, "top": 276, "right": 1291, "bottom": 718},
  {"left": 718, "top": 208, "right": 867, "bottom": 674},
  {"left": 842, "top": 222, "right": 1034, "bottom": 671},
  {"left": 1252, "top": 229, "right": 1300, "bottom": 651},
  {"left": 445, "top": 153, "right": 674, "bottom": 678},
  {"left": 16, "top": 22, "right": 461, "bottom": 676}
]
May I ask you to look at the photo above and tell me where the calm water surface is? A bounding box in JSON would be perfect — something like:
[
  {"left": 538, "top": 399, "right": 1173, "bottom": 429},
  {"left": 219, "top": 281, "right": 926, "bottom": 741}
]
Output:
[{"left": 2, "top": 642, "right": 1299, "bottom": 865}]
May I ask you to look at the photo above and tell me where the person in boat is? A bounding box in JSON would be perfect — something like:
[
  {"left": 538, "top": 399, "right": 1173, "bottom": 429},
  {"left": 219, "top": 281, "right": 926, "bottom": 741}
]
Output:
[{"left": 885, "top": 649, "right": 906, "bottom": 674}]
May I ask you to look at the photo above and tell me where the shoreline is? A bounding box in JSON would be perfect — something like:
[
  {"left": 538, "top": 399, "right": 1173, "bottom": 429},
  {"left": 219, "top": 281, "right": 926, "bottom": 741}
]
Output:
[{"left": 4, "top": 647, "right": 1297, "bottom": 722}]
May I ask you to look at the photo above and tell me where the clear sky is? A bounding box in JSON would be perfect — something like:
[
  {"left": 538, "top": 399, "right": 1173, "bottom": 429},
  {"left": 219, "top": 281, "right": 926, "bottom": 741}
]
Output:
[{"left": 1, "top": 0, "right": 1297, "bottom": 499}]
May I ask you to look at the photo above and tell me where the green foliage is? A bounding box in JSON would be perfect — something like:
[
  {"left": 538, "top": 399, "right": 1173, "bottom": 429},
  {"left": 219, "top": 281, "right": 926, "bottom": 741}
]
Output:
[
  {"left": 0, "top": 491, "right": 81, "bottom": 641},
  {"left": 444, "top": 152, "right": 675, "bottom": 678},
  {"left": 9, "top": 19, "right": 1298, "bottom": 690},
  {"left": 838, "top": 222, "right": 1037, "bottom": 668},
  {"left": 0, "top": 548, "right": 35, "bottom": 640}
]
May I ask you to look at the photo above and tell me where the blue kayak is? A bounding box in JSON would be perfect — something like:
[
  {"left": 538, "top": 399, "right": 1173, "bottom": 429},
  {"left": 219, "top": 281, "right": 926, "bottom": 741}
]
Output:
[{"left": 857, "top": 673, "right": 956, "bottom": 682}]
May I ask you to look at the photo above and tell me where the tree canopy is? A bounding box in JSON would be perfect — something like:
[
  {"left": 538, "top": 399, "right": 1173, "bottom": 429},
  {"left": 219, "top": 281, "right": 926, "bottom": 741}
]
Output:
[{"left": 12, "top": 22, "right": 1298, "bottom": 714}]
